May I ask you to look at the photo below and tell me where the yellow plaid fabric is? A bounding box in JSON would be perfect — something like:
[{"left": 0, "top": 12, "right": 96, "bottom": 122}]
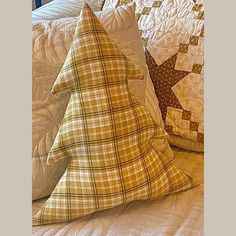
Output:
[{"left": 33, "top": 3, "right": 198, "bottom": 226}]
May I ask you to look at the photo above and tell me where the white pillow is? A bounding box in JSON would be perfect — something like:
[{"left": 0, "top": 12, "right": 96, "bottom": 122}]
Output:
[
  {"left": 32, "top": 0, "right": 104, "bottom": 23},
  {"left": 32, "top": 3, "right": 173, "bottom": 200}
]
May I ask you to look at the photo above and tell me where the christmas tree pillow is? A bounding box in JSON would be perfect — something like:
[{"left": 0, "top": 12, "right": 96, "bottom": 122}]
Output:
[{"left": 33, "top": 3, "right": 197, "bottom": 225}]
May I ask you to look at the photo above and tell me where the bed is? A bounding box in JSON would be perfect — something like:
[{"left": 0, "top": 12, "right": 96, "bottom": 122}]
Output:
[
  {"left": 32, "top": 148, "right": 203, "bottom": 235},
  {"left": 32, "top": 1, "right": 204, "bottom": 235}
]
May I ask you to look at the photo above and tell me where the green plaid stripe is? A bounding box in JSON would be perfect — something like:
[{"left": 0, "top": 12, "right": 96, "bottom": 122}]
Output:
[{"left": 33, "top": 3, "right": 197, "bottom": 226}]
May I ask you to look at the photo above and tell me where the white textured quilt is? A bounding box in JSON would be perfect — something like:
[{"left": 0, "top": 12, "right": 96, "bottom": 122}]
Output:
[{"left": 32, "top": 149, "right": 204, "bottom": 236}]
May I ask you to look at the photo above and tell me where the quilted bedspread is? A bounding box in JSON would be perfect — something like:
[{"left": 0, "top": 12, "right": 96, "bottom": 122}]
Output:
[{"left": 32, "top": 148, "right": 204, "bottom": 236}]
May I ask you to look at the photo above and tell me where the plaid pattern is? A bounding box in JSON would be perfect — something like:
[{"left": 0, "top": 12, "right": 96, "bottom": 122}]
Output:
[{"left": 33, "top": 3, "right": 197, "bottom": 226}]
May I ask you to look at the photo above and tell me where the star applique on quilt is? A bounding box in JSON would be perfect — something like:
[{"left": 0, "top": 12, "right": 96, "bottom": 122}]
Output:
[{"left": 145, "top": 49, "right": 190, "bottom": 122}]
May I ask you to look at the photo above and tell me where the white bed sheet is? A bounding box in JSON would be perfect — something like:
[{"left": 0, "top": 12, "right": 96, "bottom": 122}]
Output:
[{"left": 32, "top": 148, "right": 203, "bottom": 236}]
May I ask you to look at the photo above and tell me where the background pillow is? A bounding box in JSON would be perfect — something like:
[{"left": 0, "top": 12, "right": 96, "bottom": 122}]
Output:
[
  {"left": 32, "top": 3, "right": 173, "bottom": 200},
  {"left": 169, "top": 135, "right": 204, "bottom": 152},
  {"left": 103, "top": 0, "right": 204, "bottom": 152},
  {"left": 32, "top": 0, "right": 104, "bottom": 23}
]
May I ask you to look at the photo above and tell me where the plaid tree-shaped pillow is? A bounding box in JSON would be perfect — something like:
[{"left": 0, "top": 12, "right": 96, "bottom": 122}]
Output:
[{"left": 33, "top": 3, "right": 197, "bottom": 225}]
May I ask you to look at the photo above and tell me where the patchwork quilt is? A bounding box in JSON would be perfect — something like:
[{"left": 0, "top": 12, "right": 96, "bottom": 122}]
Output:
[{"left": 103, "top": 0, "right": 204, "bottom": 151}]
